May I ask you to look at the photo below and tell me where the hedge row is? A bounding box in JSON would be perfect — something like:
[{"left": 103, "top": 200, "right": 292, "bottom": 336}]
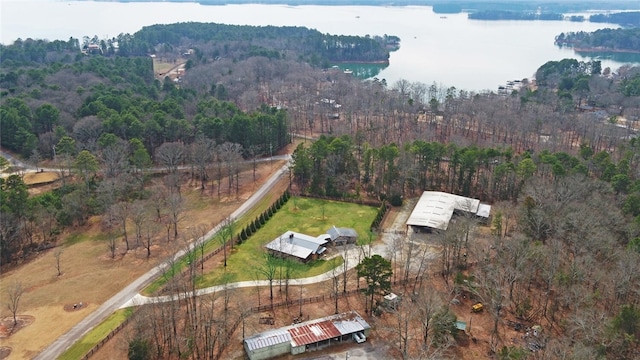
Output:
[
  {"left": 370, "top": 202, "right": 389, "bottom": 231},
  {"left": 237, "top": 190, "right": 290, "bottom": 244}
]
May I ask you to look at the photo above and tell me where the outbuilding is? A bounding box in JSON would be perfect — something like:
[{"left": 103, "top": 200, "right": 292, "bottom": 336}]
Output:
[
  {"left": 406, "top": 191, "right": 491, "bottom": 232},
  {"left": 326, "top": 226, "right": 358, "bottom": 246},
  {"left": 244, "top": 311, "right": 371, "bottom": 360}
]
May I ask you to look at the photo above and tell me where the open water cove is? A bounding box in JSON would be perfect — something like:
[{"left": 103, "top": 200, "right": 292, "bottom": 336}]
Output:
[{"left": 2, "top": 1, "right": 639, "bottom": 92}]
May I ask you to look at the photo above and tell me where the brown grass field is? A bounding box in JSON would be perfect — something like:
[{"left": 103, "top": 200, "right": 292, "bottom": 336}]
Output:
[
  {"left": 0, "top": 156, "right": 290, "bottom": 359},
  {"left": 22, "top": 171, "right": 59, "bottom": 186}
]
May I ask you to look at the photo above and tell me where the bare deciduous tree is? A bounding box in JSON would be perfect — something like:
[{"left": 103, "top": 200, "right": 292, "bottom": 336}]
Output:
[
  {"left": 167, "top": 193, "right": 184, "bottom": 240},
  {"left": 54, "top": 248, "right": 63, "bottom": 276},
  {"left": 217, "top": 142, "right": 243, "bottom": 196},
  {"left": 191, "top": 136, "right": 214, "bottom": 191},
  {"left": 155, "top": 141, "right": 186, "bottom": 175},
  {"left": 6, "top": 281, "right": 24, "bottom": 327},
  {"left": 110, "top": 201, "right": 131, "bottom": 251}
]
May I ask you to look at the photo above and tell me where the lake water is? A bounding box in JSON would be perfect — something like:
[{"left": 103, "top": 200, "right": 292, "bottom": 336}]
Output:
[{"left": 2, "top": 1, "right": 639, "bottom": 92}]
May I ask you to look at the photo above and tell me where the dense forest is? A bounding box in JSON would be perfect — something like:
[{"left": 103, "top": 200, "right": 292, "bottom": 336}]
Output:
[
  {"left": 106, "top": 22, "right": 396, "bottom": 65},
  {"left": 555, "top": 28, "right": 640, "bottom": 53},
  {"left": 465, "top": 8, "right": 640, "bottom": 25},
  {"left": 590, "top": 11, "right": 640, "bottom": 27},
  {"left": 1, "top": 18, "right": 640, "bottom": 359}
]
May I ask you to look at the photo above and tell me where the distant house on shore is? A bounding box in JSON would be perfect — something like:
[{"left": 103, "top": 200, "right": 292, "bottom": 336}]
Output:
[{"left": 265, "top": 231, "right": 330, "bottom": 262}]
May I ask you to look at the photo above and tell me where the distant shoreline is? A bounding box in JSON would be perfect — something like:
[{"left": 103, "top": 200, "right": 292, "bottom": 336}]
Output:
[{"left": 573, "top": 47, "right": 640, "bottom": 54}]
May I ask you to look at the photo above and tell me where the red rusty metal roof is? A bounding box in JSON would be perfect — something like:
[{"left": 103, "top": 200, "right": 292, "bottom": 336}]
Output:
[{"left": 288, "top": 319, "right": 342, "bottom": 347}]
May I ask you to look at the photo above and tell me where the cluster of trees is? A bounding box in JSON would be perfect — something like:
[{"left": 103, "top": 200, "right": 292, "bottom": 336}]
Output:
[
  {"left": 590, "top": 11, "right": 640, "bottom": 27},
  {"left": 465, "top": 173, "right": 640, "bottom": 357},
  {"left": 0, "top": 37, "right": 81, "bottom": 66},
  {"left": 0, "top": 58, "right": 289, "bottom": 159},
  {"left": 127, "top": 279, "right": 248, "bottom": 359},
  {"left": 622, "top": 73, "right": 640, "bottom": 96},
  {"left": 119, "top": 22, "right": 394, "bottom": 65},
  {"left": 535, "top": 59, "right": 601, "bottom": 88},
  {"left": 290, "top": 133, "right": 640, "bottom": 216},
  {"left": 0, "top": 131, "right": 274, "bottom": 263},
  {"left": 555, "top": 28, "right": 640, "bottom": 53}
]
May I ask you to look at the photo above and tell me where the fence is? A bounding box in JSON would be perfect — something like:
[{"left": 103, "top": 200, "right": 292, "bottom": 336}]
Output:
[
  {"left": 249, "top": 287, "right": 371, "bottom": 313},
  {"left": 80, "top": 309, "right": 137, "bottom": 360}
]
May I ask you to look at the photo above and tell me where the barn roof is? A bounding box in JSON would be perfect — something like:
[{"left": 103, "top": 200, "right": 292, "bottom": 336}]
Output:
[
  {"left": 244, "top": 328, "right": 291, "bottom": 351},
  {"left": 406, "top": 191, "right": 482, "bottom": 230},
  {"left": 244, "top": 311, "right": 370, "bottom": 352},
  {"left": 289, "top": 320, "right": 341, "bottom": 347},
  {"left": 289, "top": 311, "right": 369, "bottom": 347}
]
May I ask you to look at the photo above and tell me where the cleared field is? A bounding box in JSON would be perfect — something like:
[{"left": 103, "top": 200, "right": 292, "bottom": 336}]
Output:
[
  {"left": 23, "top": 171, "right": 59, "bottom": 185},
  {"left": 196, "top": 197, "right": 377, "bottom": 287}
]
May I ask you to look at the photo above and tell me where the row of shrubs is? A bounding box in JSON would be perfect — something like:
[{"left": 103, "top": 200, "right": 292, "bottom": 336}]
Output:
[
  {"left": 236, "top": 190, "right": 290, "bottom": 244},
  {"left": 370, "top": 202, "right": 389, "bottom": 231}
]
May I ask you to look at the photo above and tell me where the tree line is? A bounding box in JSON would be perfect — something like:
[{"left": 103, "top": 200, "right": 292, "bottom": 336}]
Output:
[
  {"left": 115, "top": 22, "right": 395, "bottom": 65},
  {"left": 555, "top": 27, "right": 640, "bottom": 53}
]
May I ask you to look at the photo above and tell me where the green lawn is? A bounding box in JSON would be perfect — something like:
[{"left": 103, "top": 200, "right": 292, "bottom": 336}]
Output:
[
  {"left": 196, "top": 197, "right": 377, "bottom": 287},
  {"left": 59, "top": 308, "right": 134, "bottom": 360}
]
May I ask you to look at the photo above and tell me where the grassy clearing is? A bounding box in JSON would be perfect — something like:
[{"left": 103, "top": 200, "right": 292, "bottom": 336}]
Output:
[
  {"left": 141, "top": 180, "right": 289, "bottom": 296},
  {"left": 59, "top": 308, "right": 134, "bottom": 360},
  {"left": 23, "top": 171, "right": 59, "bottom": 185},
  {"left": 196, "top": 197, "right": 377, "bottom": 287}
]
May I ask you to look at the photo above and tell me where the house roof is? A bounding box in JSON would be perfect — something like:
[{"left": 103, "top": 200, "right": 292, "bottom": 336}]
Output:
[
  {"left": 406, "top": 191, "right": 483, "bottom": 230},
  {"left": 265, "top": 231, "right": 329, "bottom": 260},
  {"left": 326, "top": 226, "right": 358, "bottom": 240}
]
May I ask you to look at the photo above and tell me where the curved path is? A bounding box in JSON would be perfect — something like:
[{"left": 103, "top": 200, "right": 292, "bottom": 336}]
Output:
[
  {"left": 121, "top": 245, "right": 374, "bottom": 308},
  {"left": 34, "top": 157, "right": 291, "bottom": 360}
]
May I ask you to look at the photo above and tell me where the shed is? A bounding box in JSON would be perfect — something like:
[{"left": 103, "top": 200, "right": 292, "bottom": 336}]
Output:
[
  {"left": 244, "top": 329, "right": 292, "bottom": 360},
  {"left": 244, "top": 311, "right": 370, "bottom": 360},
  {"left": 383, "top": 293, "right": 400, "bottom": 309},
  {"left": 326, "top": 226, "right": 358, "bottom": 246}
]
